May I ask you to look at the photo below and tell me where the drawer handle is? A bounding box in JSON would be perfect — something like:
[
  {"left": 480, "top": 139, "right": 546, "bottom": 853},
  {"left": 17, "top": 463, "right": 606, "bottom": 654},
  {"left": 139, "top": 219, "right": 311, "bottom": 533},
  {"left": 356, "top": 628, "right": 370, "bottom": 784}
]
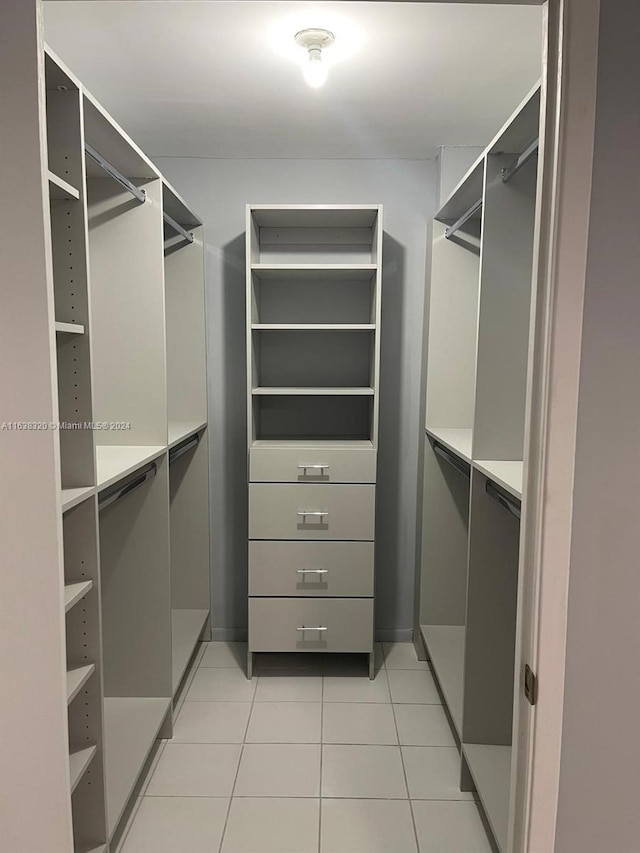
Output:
[
  {"left": 297, "top": 510, "right": 329, "bottom": 519},
  {"left": 296, "top": 569, "right": 329, "bottom": 575},
  {"left": 296, "top": 626, "right": 328, "bottom": 632},
  {"left": 298, "top": 464, "right": 330, "bottom": 471}
]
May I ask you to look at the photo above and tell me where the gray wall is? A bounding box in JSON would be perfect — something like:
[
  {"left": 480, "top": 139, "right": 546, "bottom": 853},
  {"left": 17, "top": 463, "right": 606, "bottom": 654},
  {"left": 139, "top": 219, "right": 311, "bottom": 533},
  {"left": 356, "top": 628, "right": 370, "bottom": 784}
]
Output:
[
  {"left": 155, "top": 157, "right": 436, "bottom": 640},
  {"left": 554, "top": 0, "right": 640, "bottom": 849}
]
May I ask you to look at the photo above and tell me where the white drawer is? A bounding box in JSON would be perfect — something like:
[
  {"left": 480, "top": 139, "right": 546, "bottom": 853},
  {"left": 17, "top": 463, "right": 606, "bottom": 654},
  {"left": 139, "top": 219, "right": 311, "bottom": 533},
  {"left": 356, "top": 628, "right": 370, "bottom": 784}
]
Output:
[
  {"left": 248, "top": 483, "right": 375, "bottom": 541},
  {"left": 249, "top": 541, "right": 374, "bottom": 596},
  {"left": 250, "top": 444, "right": 376, "bottom": 484},
  {"left": 249, "top": 597, "right": 373, "bottom": 652}
]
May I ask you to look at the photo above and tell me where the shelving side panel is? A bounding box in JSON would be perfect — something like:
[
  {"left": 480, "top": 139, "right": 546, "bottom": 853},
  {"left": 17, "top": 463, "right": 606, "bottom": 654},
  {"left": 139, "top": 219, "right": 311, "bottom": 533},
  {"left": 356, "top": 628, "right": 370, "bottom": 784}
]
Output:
[
  {"left": 371, "top": 221, "right": 383, "bottom": 446},
  {"left": 170, "top": 431, "right": 211, "bottom": 614},
  {"left": 46, "top": 88, "right": 82, "bottom": 194},
  {"left": 87, "top": 177, "right": 166, "bottom": 446},
  {"left": 419, "top": 440, "right": 470, "bottom": 626},
  {"left": 463, "top": 471, "right": 520, "bottom": 746},
  {"left": 164, "top": 225, "right": 207, "bottom": 425},
  {"left": 64, "top": 498, "right": 108, "bottom": 849},
  {"left": 472, "top": 153, "right": 538, "bottom": 460},
  {"left": 425, "top": 221, "right": 480, "bottom": 432},
  {"left": 99, "top": 454, "right": 172, "bottom": 699},
  {"left": 247, "top": 207, "right": 257, "bottom": 445}
]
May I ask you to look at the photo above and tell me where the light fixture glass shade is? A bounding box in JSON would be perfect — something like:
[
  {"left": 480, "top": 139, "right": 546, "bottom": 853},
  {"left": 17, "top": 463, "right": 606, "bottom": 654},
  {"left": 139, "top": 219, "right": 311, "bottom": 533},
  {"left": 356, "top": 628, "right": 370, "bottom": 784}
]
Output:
[{"left": 303, "top": 46, "right": 328, "bottom": 88}]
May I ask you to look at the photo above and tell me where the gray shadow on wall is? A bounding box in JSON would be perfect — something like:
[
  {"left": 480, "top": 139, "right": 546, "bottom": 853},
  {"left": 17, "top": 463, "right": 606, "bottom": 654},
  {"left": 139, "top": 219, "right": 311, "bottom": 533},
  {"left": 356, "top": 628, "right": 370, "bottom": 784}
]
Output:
[
  {"left": 217, "top": 233, "right": 248, "bottom": 635},
  {"left": 375, "top": 233, "right": 405, "bottom": 638}
]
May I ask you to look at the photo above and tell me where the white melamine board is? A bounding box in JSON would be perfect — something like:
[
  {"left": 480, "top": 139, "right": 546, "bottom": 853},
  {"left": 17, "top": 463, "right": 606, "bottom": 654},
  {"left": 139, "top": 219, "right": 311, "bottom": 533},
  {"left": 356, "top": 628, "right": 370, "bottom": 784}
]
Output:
[
  {"left": 87, "top": 178, "right": 166, "bottom": 446},
  {"left": 252, "top": 324, "right": 375, "bottom": 330},
  {"left": 61, "top": 486, "right": 95, "bottom": 513},
  {"left": 463, "top": 472, "right": 520, "bottom": 746},
  {"left": 463, "top": 744, "right": 512, "bottom": 853},
  {"left": 66, "top": 663, "right": 96, "bottom": 704},
  {"left": 488, "top": 84, "right": 541, "bottom": 156},
  {"left": 162, "top": 180, "right": 202, "bottom": 230},
  {"left": 48, "top": 170, "right": 80, "bottom": 200},
  {"left": 169, "top": 431, "right": 210, "bottom": 614},
  {"left": 164, "top": 225, "right": 207, "bottom": 425},
  {"left": 425, "top": 221, "right": 480, "bottom": 431},
  {"left": 44, "top": 46, "right": 80, "bottom": 91},
  {"left": 252, "top": 439, "right": 374, "bottom": 448},
  {"left": 95, "top": 445, "right": 166, "bottom": 490},
  {"left": 253, "top": 387, "right": 375, "bottom": 396},
  {"left": 473, "top": 461, "right": 523, "bottom": 500},
  {"left": 436, "top": 158, "right": 485, "bottom": 225},
  {"left": 251, "top": 264, "right": 377, "bottom": 278},
  {"left": 83, "top": 89, "right": 158, "bottom": 181},
  {"left": 168, "top": 421, "right": 207, "bottom": 449},
  {"left": 64, "top": 580, "right": 93, "bottom": 612},
  {"left": 250, "top": 206, "right": 379, "bottom": 229},
  {"left": 100, "top": 456, "right": 171, "bottom": 699},
  {"left": 420, "top": 625, "right": 465, "bottom": 737},
  {"left": 55, "top": 321, "right": 85, "bottom": 335},
  {"left": 171, "top": 609, "right": 209, "bottom": 693},
  {"left": 69, "top": 745, "right": 97, "bottom": 793},
  {"left": 425, "top": 428, "right": 473, "bottom": 464},
  {"left": 472, "top": 152, "right": 538, "bottom": 460},
  {"left": 103, "top": 697, "right": 171, "bottom": 835}
]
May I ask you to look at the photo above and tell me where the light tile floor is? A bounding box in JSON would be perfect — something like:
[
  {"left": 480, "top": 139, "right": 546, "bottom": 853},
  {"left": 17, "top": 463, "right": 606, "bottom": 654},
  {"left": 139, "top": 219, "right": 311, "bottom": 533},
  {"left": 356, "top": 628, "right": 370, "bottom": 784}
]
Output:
[{"left": 117, "top": 643, "right": 495, "bottom": 853}]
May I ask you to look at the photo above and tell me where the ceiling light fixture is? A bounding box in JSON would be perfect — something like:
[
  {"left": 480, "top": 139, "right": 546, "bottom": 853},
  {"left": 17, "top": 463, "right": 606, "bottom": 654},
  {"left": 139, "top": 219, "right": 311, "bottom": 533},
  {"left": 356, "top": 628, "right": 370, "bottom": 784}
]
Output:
[{"left": 295, "top": 28, "right": 335, "bottom": 89}]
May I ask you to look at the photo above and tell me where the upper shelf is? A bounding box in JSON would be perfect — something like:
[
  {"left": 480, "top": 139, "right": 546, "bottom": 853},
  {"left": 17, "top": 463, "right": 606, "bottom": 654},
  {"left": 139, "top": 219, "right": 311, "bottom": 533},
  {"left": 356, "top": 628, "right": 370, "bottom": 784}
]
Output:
[
  {"left": 252, "top": 324, "right": 375, "bottom": 331},
  {"left": 251, "top": 264, "right": 377, "bottom": 280},
  {"left": 250, "top": 205, "right": 381, "bottom": 229},
  {"left": 55, "top": 321, "right": 85, "bottom": 336},
  {"left": 162, "top": 179, "right": 202, "bottom": 231},
  {"left": 436, "top": 159, "right": 485, "bottom": 226},
  {"left": 61, "top": 486, "right": 95, "bottom": 514},
  {"left": 426, "top": 428, "right": 473, "bottom": 464},
  {"left": 95, "top": 445, "right": 166, "bottom": 490},
  {"left": 253, "top": 387, "right": 375, "bottom": 396},
  {"left": 473, "top": 460, "right": 523, "bottom": 500},
  {"left": 168, "top": 421, "right": 207, "bottom": 449},
  {"left": 48, "top": 170, "right": 80, "bottom": 201}
]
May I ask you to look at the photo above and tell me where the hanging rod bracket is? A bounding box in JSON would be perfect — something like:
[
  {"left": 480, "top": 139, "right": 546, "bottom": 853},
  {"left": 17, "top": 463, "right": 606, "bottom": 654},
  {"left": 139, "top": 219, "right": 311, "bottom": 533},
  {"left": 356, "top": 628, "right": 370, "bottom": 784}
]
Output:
[
  {"left": 502, "top": 137, "right": 539, "bottom": 184},
  {"left": 444, "top": 198, "right": 483, "bottom": 240},
  {"left": 85, "top": 143, "right": 146, "bottom": 204}
]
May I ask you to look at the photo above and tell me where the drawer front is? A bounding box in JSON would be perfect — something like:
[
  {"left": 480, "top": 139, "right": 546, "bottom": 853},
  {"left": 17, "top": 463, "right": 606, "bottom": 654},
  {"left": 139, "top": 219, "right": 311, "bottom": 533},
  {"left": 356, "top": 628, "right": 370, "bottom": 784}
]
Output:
[
  {"left": 249, "top": 541, "right": 374, "bottom": 597},
  {"left": 249, "top": 483, "right": 375, "bottom": 541},
  {"left": 250, "top": 445, "right": 376, "bottom": 484},
  {"left": 249, "top": 597, "right": 373, "bottom": 652}
]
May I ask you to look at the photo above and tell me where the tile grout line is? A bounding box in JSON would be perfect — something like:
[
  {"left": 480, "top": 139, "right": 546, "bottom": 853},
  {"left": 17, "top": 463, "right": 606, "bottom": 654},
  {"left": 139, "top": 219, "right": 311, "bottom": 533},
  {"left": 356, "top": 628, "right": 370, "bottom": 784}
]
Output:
[{"left": 216, "top": 650, "right": 257, "bottom": 853}]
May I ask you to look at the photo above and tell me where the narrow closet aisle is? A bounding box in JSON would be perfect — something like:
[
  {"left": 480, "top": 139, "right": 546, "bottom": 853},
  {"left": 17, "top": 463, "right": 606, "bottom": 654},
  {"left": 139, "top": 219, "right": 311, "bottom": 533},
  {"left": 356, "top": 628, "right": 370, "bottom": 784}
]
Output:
[{"left": 116, "top": 642, "right": 494, "bottom": 853}]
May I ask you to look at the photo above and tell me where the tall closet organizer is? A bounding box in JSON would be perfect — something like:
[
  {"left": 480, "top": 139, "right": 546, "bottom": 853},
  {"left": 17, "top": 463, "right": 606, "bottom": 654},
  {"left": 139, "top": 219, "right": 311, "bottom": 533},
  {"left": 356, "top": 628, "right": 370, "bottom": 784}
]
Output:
[
  {"left": 415, "top": 84, "right": 541, "bottom": 853},
  {"left": 2, "top": 36, "right": 210, "bottom": 853},
  {"left": 245, "top": 205, "right": 382, "bottom": 678}
]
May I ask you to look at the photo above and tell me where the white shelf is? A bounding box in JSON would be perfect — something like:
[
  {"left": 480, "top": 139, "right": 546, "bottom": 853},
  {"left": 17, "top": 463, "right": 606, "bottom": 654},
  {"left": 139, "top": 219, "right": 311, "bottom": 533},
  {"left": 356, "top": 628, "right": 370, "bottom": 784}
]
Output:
[
  {"left": 420, "top": 624, "right": 465, "bottom": 737},
  {"left": 473, "top": 461, "right": 523, "bottom": 500},
  {"left": 95, "top": 445, "right": 166, "bottom": 490},
  {"left": 251, "top": 264, "right": 377, "bottom": 280},
  {"left": 168, "top": 420, "right": 207, "bottom": 449},
  {"left": 252, "top": 324, "right": 376, "bottom": 331},
  {"left": 61, "top": 487, "right": 95, "bottom": 514},
  {"left": 64, "top": 580, "right": 93, "bottom": 613},
  {"left": 426, "top": 428, "right": 473, "bottom": 464},
  {"left": 66, "top": 663, "right": 96, "bottom": 704},
  {"left": 252, "top": 438, "right": 374, "bottom": 448},
  {"left": 69, "top": 744, "right": 97, "bottom": 793},
  {"left": 75, "top": 845, "right": 108, "bottom": 853},
  {"left": 55, "top": 321, "right": 85, "bottom": 335},
  {"left": 253, "top": 387, "right": 375, "bottom": 396},
  {"left": 48, "top": 170, "right": 80, "bottom": 201},
  {"left": 172, "top": 608, "right": 209, "bottom": 694},
  {"left": 104, "top": 696, "right": 170, "bottom": 836},
  {"left": 463, "top": 743, "right": 512, "bottom": 853}
]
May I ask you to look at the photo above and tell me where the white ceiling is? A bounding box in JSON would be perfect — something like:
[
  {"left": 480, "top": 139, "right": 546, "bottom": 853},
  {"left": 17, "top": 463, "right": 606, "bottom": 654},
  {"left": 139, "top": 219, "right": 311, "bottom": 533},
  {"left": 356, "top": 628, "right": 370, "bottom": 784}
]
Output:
[{"left": 44, "top": 2, "right": 543, "bottom": 159}]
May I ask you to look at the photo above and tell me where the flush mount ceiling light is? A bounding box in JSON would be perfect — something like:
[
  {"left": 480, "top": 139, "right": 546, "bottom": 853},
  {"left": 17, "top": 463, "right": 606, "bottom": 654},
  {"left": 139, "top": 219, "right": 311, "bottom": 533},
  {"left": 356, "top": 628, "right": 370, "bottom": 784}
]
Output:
[{"left": 295, "top": 28, "right": 335, "bottom": 89}]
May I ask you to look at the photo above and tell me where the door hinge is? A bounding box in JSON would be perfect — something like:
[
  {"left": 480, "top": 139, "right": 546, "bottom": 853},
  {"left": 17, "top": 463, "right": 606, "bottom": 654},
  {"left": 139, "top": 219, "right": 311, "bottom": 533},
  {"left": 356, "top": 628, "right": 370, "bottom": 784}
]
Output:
[{"left": 524, "top": 664, "right": 538, "bottom": 705}]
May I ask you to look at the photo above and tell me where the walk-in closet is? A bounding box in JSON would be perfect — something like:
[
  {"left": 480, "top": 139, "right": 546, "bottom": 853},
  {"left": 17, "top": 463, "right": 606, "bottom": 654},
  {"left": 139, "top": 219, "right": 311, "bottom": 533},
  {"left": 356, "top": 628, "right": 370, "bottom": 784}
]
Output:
[{"left": 2, "top": 1, "right": 639, "bottom": 852}]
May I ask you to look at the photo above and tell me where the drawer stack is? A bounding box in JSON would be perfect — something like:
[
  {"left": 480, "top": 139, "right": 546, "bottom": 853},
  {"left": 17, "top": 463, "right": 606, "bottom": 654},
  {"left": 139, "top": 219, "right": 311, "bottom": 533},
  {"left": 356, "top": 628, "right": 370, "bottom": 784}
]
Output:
[
  {"left": 245, "top": 204, "right": 383, "bottom": 678},
  {"left": 248, "top": 444, "right": 377, "bottom": 677}
]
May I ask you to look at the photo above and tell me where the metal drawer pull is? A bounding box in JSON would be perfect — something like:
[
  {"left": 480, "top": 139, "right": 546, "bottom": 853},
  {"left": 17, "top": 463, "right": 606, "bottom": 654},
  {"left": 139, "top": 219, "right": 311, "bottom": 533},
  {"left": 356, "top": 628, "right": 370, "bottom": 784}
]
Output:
[
  {"left": 296, "top": 626, "right": 328, "bottom": 631},
  {"left": 297, "top": 464, "right": 330, "bottom": 470},
  {"left": 297, "top": 510, "right": 329, "bottom": 518},
  {"left": 296, "top": 569, "right": 329, "bottom": 574}
]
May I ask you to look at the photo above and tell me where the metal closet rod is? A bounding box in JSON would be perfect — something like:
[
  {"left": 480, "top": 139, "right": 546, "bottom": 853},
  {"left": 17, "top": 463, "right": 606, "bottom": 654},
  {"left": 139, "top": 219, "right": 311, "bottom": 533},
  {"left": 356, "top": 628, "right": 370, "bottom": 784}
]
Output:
[
  {"left": 169, "top": 432, "right": 200, "bottom": 465},
  {"left": 485, "top": 480, "right": 521, "bottom": 520},
  {"left": 444, "top": 198, "right": 483, "bottom": 240},
  {"left": 432, "top": 441, "right": 470, "bottom": 478},
  {"left": 164, "top": 211, "right": 194, "bottom": 245},
  {"left": 84, "top": 143, "right": 146, "bottom": 204},
  {"left": 98, "top": 462, "right": 157, "bottom": 512},
  {"left": 502, "top": 137, "right": 540, "bottom": 184}
]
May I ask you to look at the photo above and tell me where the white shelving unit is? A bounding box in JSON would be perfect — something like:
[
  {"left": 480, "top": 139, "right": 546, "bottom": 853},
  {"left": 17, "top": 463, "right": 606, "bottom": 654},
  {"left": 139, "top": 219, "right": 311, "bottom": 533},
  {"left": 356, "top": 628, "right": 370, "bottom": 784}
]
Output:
[
  {"left": 416, "top": 84, "right": 542, "bottom": 852},
  {"left": 246, "top": 204, "right": 382, "bottom": 678},
  {"left": 1, "top": 26, "right": 210, "bottom": 850}
]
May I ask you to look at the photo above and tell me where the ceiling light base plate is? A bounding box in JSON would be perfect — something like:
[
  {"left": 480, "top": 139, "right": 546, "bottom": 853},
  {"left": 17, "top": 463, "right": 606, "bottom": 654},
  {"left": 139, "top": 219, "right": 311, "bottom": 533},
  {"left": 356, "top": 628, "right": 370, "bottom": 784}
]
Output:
[{"left": 295, "top": 28, "right": 335, "bottom": 50}]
